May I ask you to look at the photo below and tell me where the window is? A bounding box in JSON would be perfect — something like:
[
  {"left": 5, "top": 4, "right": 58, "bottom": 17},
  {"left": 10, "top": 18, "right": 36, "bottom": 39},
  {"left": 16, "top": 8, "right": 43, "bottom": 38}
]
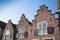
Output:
[
  {"left": 37, "top": 21, "right": 47, "bottom": 35},
  {"left": 5, "top": 30, "right": 10, "bottom": 40},
  {"left": 6, "top": 30, "right": 10, "bottom": 35},
  {"left": 5, "top": 35, "right": 9, "bottom": 40},
  {"left": 18, "top": 27, "right": 25, "bottom": 38}
]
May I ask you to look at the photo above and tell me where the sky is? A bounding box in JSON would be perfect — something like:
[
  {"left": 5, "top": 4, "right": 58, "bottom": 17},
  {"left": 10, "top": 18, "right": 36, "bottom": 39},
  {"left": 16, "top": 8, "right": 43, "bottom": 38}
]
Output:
[{"left": 0, "top": 0, "right": 57, "bottom": 24}]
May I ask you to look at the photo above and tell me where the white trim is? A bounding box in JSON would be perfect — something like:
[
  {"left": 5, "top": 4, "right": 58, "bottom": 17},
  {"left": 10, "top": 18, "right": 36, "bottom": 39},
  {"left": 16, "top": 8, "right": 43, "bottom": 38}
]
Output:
[
  {"left": 55, "top": 9, "right": 60, "bottom": 13},
  {"left": 43, "top": 37, "right": 55, "bottom": 40},
  {"left": 18, "top": 27, "right": 25, "bottom": 38},
  {"left": 37, "top": 21, "right": 47, "bottom": 35}
]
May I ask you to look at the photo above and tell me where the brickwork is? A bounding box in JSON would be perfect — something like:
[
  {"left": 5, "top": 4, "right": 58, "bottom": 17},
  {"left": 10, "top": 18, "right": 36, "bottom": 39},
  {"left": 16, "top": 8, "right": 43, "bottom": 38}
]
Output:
[{"left": 1, "top": 5, "right": 60, "bottom": 40}]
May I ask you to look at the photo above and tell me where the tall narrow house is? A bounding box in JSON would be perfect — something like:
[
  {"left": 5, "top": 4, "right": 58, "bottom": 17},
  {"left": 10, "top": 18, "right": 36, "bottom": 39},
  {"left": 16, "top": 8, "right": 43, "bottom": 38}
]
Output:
[
  {"left": 16, "top": 14, "right": 32, "bottom": 40},
  {"left": 2, "top": 20, "right": 14, "bottom": 40},
  {"left": 32, "top": 5, "right": 59, "bottom": 40}
]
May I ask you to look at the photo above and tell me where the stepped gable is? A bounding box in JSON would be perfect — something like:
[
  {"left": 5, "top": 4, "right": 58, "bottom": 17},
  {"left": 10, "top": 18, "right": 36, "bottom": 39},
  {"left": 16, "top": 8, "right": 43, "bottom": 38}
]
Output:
[
  {"left": 18, "top": 14, "right": 32, "bottom": 26},
  {"left": 5, "top": 20, "right": 16, "bottom": 30},
  {"left": 5, "top": 20, "right": 13, "bottom": 29},
  {"left": 32, "top": 5, "right": 56, "bottom": 22}
]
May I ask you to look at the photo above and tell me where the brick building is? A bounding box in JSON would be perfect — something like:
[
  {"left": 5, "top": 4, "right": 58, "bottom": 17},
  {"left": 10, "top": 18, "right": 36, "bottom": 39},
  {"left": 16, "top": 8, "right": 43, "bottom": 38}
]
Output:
[{"left": 0, "top": 1, "right": 60, "bottom": 40}]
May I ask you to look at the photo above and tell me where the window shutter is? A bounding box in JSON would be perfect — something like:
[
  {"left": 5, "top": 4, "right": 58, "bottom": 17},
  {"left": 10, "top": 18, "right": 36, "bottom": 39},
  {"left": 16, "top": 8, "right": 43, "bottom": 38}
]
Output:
[
  {"left": 34, "top": 29, "right": 38, "bottom": 36},
  {"left": 47, "top": 27, "right": 54, "bottom": 34},
  {"left": 24, "top": 31, "right": 28, "bottom": 38}
]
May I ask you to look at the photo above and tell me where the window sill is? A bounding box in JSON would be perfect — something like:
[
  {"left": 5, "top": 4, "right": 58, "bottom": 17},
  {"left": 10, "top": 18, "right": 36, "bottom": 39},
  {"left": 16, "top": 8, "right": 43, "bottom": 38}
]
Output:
[
  {"left": 38, "top": 33, "right": 47, "bottom": 35},
  {"left": 19, "top": 37, "right": 24, "bottom": 38}
]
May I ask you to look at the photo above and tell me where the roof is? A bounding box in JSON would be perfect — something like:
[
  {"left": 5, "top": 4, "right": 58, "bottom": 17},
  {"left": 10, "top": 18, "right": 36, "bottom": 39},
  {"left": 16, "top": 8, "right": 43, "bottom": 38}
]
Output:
[
  {"left": 0, "top": 21, "right": 6, "bottom": 29},
  {"left": 0, "top": 21, "right": 17, "bottom": 29}
]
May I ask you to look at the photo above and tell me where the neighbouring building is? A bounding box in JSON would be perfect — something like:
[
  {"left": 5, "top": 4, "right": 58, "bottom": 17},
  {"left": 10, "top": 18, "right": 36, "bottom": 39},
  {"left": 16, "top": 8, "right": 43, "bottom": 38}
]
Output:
[{"left": 0, "top": 0, "right": 60, "bottom": 40}]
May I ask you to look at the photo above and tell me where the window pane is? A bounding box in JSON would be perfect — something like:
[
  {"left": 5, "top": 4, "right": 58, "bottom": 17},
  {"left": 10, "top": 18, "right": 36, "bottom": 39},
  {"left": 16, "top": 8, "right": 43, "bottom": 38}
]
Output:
[
  {"left": 43, "top": 22, "right": 46, "bottom": 28},
  {"left": 18, "top": 28, "right": 21, "bottom": 33},
  {"left": 5, "top": 35, "right": 9, "bottom": 39},
  {"left": 43, "top": 28, "right": 47, "bottom": 34},
  {"left": 38, "top": 29, "right": 43, "bottom": 35},
  {"left": 18, "top": 27, "right": 25, "bottom": 33},
  {"left": 38, "top": 23, "right": 42, "bottom": 28},
  {"left": 22, "top": 33, "right": 24, "bottom": 38},
  {"left": 18, "top": 33, "right": 21, "bottom": 38},
  {"left": 21, "top": 28, "right": 25, "bottom": 33}
]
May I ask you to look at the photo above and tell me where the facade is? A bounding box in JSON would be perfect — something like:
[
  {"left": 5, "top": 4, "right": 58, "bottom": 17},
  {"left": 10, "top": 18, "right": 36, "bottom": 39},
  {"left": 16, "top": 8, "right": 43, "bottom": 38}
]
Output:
[{"left": 0, "top": 5, "right": 60, "bottom": 40}]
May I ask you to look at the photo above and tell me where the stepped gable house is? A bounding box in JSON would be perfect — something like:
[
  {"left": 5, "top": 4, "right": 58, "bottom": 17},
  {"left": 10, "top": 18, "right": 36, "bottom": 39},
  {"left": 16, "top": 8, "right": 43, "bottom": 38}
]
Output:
[{"left": 0, "top": 5, "right": 60, "bottom": 40}]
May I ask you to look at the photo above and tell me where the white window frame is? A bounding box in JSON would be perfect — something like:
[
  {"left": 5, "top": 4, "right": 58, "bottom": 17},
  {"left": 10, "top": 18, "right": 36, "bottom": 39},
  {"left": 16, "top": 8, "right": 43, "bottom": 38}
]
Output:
[
  {"left": 37, "top": 21, "right": 47, "bottom": 35},
  {"left": 18, "top": 27, "right": 25, "bottom": 38},
  {"left": 43, "top": 37, "right": 55, "bottom": 40}
]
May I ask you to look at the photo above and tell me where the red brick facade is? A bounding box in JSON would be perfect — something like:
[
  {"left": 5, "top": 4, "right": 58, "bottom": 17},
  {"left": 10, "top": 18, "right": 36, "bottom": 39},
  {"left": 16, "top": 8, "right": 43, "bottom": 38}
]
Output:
[{"left": 0, "top": 5, "right": 60, "bottom": 40}]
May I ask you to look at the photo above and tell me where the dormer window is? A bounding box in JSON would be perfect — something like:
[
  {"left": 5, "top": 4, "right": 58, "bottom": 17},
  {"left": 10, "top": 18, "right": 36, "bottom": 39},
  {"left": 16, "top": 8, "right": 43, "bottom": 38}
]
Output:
[
  {"left": 37, "top": 21, "right": 47, "bottom": 35},
  {"left": 17, "top": 27, "right": 25, "bottom": 38}
]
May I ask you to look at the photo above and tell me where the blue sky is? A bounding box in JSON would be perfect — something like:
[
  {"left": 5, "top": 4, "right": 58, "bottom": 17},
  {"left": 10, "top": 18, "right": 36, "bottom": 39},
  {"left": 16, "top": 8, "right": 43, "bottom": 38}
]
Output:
[{"left": 0, "top": 0, "right": 57, "bottom": 24}]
